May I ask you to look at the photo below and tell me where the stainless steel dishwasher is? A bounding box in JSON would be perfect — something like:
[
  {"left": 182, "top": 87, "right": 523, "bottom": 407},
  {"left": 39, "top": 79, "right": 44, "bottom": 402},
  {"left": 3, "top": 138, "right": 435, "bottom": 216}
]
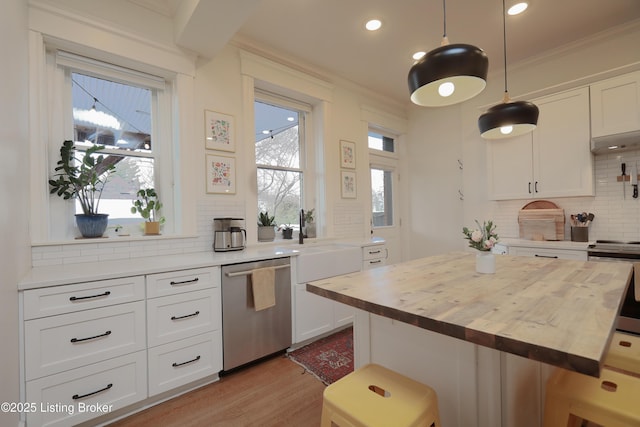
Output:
[{"left": 221, "top": 257, "right": 292, "bottom": 371}]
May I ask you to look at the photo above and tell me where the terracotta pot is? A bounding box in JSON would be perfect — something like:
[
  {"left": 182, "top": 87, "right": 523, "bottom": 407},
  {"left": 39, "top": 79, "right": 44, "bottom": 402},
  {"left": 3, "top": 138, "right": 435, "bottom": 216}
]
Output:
[{"left": 144, "top": 221, "right": 160, "bottom": 235}]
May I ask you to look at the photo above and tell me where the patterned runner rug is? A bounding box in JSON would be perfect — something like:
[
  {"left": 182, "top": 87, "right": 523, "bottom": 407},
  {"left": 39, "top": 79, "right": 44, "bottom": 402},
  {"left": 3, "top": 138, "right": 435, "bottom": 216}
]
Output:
[{"left": 288, "top": 326, "right": 353, "bottom": 385}]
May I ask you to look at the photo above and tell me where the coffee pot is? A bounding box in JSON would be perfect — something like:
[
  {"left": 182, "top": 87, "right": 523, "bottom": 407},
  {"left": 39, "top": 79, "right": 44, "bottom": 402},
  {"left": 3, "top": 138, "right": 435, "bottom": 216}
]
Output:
[
  {"left": 213, "top": 218, "right": 246, "bottom": 252},
  {"left": 230, "top": 226, "right": 246, "bottom": 250}
]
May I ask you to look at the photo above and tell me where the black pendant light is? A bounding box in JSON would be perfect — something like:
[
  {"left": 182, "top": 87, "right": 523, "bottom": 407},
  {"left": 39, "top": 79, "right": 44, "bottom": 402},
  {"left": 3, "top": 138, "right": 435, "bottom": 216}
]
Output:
[
  {"left": 478, "top": 0, "right": 539, "bottom": 139},
  {"left": 408, "top": 0, "right": 488, "bottom": 107}
]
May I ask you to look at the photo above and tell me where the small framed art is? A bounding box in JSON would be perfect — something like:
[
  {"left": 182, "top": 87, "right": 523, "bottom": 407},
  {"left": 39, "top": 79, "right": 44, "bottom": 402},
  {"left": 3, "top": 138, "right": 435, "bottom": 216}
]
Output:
[
  {"left": 206, "top": 154, "right": 236, "bottom": 194},
  {"left": 341, "top": 170, "right": 357, "bottom": 199},
  {"left": 340, "top": 140, "right": 356, "bottom": 169},
  {"left": 205, "top": 110, "right": 235, "bottom": 152}
]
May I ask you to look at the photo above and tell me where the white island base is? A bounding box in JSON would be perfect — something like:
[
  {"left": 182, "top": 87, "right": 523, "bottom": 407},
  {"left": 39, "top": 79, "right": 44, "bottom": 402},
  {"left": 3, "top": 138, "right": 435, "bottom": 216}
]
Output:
[{"left": 354, "top": 310, "right": 555, "bottom": 427}]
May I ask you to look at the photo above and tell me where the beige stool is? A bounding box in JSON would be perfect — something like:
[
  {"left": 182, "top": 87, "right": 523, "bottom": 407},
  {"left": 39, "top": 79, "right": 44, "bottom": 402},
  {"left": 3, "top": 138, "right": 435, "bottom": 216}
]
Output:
[
  {"left": 604, "top": 331, "right": 640, "bottom": 376},
  {"left": 320, "top": 363, "right": 441, "bottom": 427},
  {"left": 543, "top": 367, "right": 640, "bottom": 427}
]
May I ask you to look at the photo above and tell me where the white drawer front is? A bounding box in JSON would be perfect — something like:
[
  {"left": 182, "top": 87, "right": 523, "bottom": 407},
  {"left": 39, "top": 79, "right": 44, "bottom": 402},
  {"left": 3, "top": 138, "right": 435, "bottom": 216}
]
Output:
[
  {"left": 148, "top": 331, "right": 221, "bottom": 396},
  {"left": 362, "top": 245, "right": 387, "bottom": 261},
  {"left": 146, "top": 267, "right": 220, "bottom": 298},
  {"left": 147, "top": 288, "right": 221, "bottom": 347},
  {"left": 26, "top": 350, "right": 147, "bottom": 427},
  {"left": 25, "top": 301, "right": 146, "bottom": 380},
  {"left": 362, "top": 258, "right": 386, "bottom": 270},
  {"left": 24, "top": 276, "right": 145, "bottom": 320},
  {"left": 509, "top": 247, "right": 587, "bottom": 261}
]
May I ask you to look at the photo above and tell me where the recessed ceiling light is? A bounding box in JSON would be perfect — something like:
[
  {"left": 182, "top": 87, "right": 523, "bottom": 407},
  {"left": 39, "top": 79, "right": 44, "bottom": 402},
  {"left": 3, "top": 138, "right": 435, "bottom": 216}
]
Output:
[
  {"left": 287, "top": 117, "right": 295, "bottom": 122},
  {"left": 507, "top": 1, "right": 528, "bottom": 15},
  {"left": 365, "top": 19, "right": 382, "bottom": 31},
  {"left": 412, "top": 51, "right": 426, "bottom": 61}
]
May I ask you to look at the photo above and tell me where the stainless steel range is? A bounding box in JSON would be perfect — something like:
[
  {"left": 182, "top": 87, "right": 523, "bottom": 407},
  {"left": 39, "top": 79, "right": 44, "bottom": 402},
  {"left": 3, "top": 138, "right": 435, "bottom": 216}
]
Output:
[{"left": 588, "top": 240, "right": 640, "bottom": 335}]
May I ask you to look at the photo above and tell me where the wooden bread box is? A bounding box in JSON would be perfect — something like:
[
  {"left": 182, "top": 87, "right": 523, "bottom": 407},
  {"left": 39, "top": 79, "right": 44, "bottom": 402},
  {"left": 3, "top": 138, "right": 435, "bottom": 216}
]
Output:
[{"left": 518, "top": 200, "right": 565, "bottom": 241}]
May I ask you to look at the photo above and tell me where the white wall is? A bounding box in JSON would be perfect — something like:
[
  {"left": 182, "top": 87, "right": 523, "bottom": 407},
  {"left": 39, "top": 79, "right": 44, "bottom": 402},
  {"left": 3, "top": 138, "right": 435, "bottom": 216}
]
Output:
[
  {"left": 407, "top": 20, "right": 640, "bottom": 258},
  {"left": 0, "top": 0, "right": 31, "bottom": 425}
]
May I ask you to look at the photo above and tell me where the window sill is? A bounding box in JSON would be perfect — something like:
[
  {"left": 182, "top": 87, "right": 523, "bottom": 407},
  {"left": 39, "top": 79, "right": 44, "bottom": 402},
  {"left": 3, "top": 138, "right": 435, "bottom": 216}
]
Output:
[{"left": 31, "top": 233, "right": 199, "bottom": 247}]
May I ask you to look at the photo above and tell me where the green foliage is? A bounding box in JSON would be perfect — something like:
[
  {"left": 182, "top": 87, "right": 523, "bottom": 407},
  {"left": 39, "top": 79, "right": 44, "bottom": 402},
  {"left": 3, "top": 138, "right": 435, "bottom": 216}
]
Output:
[
  {"left": 48, "top": 140, "right": 115, "bottom": 215},
  {"left": 462, "top": 220, "right": 499, "bottom": 251},
  {"left": 304, "top": 208, "right": 315, "bottom": 223},
  {"left": 131, "top": 188, "right": 164, "bottom": 223},
  {"left": 258, "top": 211, "right": 276, "bottom": 226}
]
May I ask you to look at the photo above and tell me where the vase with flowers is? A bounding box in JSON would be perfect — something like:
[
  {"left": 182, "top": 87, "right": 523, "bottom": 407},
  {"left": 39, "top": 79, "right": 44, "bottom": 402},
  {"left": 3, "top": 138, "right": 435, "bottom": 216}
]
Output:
[{"left": 462, "top": 220, "right": 499, "bottom": 274}]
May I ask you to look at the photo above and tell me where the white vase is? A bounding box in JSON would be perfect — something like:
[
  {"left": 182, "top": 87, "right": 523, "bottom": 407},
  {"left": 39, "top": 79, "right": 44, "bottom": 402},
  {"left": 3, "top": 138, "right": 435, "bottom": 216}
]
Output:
[{"left": 476, "top": 252, "right": 496, "bottom": 274}]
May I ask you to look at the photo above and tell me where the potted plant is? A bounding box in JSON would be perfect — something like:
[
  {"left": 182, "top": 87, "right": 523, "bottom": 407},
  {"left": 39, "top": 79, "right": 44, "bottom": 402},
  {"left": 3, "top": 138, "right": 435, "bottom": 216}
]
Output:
[
  {"left": 49, "top": 140, "right": 115, "bottom": 238},
  {"left": 462, "top": 219, "right": 499, "bottom": 274},
  {"left": 257, "top": 211, "right": 276, "bottom": 242},
  {"left": 304, "top": 208, "right": 316, "bottom": 238},
  {"left": 131, "top": 188, "right": 164, "bottom": 235},
  {"left": 280, "top": 224, "right": 294, "bottom": 239}
]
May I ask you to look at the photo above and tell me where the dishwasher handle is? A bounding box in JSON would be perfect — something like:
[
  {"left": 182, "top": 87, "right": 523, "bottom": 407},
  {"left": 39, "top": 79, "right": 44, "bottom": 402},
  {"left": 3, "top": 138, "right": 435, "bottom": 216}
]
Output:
[{"left": 225, "top": 264, "right": 289, "bottom": 278}]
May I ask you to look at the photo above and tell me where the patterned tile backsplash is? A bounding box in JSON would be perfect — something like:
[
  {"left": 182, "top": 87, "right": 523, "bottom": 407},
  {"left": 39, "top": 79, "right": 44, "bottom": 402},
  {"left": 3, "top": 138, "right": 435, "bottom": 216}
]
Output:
[{"left": 492, "top": 150, "right": 640, "bottom": 242}]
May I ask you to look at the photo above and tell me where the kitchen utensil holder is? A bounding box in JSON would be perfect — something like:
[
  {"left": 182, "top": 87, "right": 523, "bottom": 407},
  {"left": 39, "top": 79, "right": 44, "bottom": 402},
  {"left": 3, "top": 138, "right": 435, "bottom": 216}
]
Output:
[{"left": 570, "top": 226, "right": 588, "bottom": 242}]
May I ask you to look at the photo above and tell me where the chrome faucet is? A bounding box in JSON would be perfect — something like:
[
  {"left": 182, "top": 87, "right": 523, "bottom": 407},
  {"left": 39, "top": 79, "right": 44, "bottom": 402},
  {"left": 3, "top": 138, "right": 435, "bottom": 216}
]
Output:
[{"left": 299, "top": 209, "right": 305, "bottom": 244}]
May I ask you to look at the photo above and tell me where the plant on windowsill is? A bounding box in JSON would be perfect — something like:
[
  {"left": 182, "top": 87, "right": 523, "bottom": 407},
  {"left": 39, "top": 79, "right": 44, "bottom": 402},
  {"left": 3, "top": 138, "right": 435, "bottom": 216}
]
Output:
[
  {"left": 304, "top": 208, "right": 316, "bottom": 238},
  {"left": 49, "top": 140, "right": 115, "bottom": 238},
  {"left": 131, "top": 188, "right": 165, "bottom": 235},
  {"left": 257, "top": 211, "right": 276, "bottom": 242},
  {"left": 280, "top": 224, "right": 294, "bottom": 240}
]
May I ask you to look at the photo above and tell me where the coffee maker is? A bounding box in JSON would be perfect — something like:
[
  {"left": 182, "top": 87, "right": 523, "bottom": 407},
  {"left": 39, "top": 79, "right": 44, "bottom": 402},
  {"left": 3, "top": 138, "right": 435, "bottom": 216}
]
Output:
[{"left": 213, "top": 218, "right": 246, "bottom": 252}]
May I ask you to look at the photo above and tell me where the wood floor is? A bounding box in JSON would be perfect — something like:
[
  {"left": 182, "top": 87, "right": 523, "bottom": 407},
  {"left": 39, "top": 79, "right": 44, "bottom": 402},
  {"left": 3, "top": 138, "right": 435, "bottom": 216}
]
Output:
[{"left": 107, "top": 355, "right": 325, "bottom": 427}]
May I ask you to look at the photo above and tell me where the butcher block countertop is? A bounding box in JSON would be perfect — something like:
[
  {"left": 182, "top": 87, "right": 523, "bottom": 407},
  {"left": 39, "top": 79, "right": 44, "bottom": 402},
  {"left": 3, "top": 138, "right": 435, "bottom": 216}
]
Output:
[{"left": 307, "top": 251, "right": 633, "bottom": 377}]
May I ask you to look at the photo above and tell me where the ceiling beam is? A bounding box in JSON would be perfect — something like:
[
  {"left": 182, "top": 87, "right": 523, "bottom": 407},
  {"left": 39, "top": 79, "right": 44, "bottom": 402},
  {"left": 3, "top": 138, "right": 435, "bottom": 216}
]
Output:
[{"left": 174, "top": 0, "right": 262, "bottom": 59}]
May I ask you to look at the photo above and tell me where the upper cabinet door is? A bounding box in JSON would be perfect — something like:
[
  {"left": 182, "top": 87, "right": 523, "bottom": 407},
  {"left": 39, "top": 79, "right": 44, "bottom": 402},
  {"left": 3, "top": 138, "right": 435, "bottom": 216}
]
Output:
[
  {"left": 534, "top": 87, "right": 594, "bottom": 198},
  {"left": 487, "top": 132, "right": 534, "bottom": 200},
  {"left": 591, "top": 71, "right": 640, "bottom": 138}
]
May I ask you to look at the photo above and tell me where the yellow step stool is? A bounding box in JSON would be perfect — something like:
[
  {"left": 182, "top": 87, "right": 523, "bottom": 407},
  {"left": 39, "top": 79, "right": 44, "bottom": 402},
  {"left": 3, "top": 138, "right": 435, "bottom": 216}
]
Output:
[
  {"left": 320, "top": 363, "right": 441, "bottom": 427},
  {"left": 543, "top": 367, "right": 640, "bottom": 427},
  {"left": 604, "top": 331, "right": 640, "bottom": 376}
]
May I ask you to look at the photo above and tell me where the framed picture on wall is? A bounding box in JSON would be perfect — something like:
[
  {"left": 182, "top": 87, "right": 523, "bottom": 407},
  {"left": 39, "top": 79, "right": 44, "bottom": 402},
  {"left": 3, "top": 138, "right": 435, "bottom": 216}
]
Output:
[
  {"left": 340, "top": 139, "right": 356, "bottom": 169},
  {"left": 206, "top": 154, "right": 236, "bottom": 194},
  {"left": 205, "top": 110, "right": 235, "bottom": 152},
  {"left": 341, "top": 170, "right": 357, "bottom": 199}
]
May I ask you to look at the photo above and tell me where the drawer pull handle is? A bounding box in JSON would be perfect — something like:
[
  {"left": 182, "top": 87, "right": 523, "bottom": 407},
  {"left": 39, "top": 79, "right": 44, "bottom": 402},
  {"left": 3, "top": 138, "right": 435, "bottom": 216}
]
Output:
[
  {"left": 369, "top": 260, "right": 382, "bottom": 264},
  {"left": 171, "top": 311, "right": 200, "bottom": 321},
  {"left": 72, "top": 383, "right": 113, "bottom": 400},
  {"left": 368, "top": 250, "right": 381, "bottom": 255},
  {"left": 534, "top": 254, "right": 559, "bottom": 259},
  {"left": 172, "top": 355, "right": 201, "bottom": 367},
  {"left": 170, "top": 278, "right": 199, "bottom": 286},
  {"left": 69, "top": 291, "right": 111, "bottom": 301},
  {"left": 70, "top": 330, "right": 112, "bottom": 343}
]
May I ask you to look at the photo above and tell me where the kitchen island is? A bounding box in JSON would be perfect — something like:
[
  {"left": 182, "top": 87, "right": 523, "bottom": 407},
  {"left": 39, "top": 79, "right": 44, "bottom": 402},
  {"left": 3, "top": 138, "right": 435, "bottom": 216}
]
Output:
[{"left": 307, "top": 252, "right": 633, "bottom": 427}]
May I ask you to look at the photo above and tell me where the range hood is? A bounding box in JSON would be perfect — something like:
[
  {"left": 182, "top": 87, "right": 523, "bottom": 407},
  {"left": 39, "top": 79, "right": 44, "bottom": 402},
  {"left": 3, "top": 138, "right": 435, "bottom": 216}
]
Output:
[{"left": 591, "top": 130, "right": 640, "bottom": 154}]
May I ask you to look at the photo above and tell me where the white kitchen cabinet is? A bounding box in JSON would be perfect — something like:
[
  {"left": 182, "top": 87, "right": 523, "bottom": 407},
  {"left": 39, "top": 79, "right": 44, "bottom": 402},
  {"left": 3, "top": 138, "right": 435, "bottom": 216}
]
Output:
[
  {"left": 590, "top": 71, "right": 640, "bottom": 138},
  {"left": 508, "top": 246, "right": 587, "bottom": 261},
  {"left": 488, "top": 87, "right": 593, "bottom": 200},
  {"left": 26, "top": 350, "right": 147, "bottom": 427},
  {"left": 146, "top": 267, "right": 222, "bottom": 397},
  {"left": 362, "top": 242, "right": 388, "bottom": 270},
  {"left": 23, "top": 276, "right": 148, "bottom": 427},
  {"left": 294, "top": 283, "right": 335, "bottom": 342}
]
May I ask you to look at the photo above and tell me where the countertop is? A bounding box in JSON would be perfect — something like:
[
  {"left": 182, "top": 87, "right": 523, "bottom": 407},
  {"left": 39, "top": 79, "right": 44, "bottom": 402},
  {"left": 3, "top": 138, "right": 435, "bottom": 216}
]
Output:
[
  {"left": 306, "top": 251, "right": 632, "bottom": 377},
  {"left": 19, "top": 238, "right": 385, "bottom": 290}
]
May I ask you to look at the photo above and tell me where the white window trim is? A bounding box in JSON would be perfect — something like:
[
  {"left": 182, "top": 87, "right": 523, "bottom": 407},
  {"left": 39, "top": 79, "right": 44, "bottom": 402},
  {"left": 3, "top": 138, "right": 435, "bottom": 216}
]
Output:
[{"left": 29, "top": 34, "right": 181, "bottom": 243}]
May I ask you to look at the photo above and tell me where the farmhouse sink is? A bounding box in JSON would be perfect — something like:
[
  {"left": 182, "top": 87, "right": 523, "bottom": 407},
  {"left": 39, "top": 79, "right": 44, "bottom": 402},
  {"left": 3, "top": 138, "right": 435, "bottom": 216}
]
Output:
[{"left": 296, "top": 243, "right": 361, "bottom": 283}]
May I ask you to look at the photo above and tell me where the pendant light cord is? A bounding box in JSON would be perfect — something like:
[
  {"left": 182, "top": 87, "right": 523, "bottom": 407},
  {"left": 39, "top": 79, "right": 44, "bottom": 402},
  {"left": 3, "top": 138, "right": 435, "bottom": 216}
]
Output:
[
  {"left": 502, "top": 0, "right": 509, "bottom": 97},
  {"left": 442, "top": 0, "right": 447, "bottom": 37}
]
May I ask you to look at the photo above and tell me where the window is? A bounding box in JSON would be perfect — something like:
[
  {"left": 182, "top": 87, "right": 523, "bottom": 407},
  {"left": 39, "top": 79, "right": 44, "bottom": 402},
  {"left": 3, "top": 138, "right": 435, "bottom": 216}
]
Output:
[
  {"left": 369, "top": 131, "right": 397, "bottom": 228},
  {"left": 254, "top": 97, "right": 307, "bottom": 228},
  {"left": 71, "top": 73, "right": 155, "bottom": 220},
  {"left": 46, "top": 50, "right": 173, "bottom": 239}
]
